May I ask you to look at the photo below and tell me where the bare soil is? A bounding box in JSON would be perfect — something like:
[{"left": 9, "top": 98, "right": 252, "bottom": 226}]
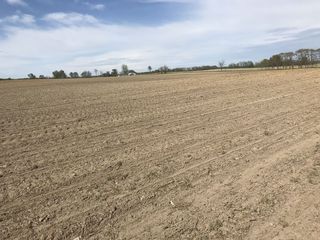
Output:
[{"left": 1, "top": 69, "right": 320, "bottom": 240}]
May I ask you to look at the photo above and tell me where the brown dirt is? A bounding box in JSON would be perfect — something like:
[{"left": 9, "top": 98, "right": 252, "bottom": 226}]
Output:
[{"left": 1, "top": 69, "right": 320, "bottom": 240}]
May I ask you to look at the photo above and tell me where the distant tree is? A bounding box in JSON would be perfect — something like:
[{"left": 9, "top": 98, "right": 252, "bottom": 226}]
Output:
[
  {"left": 228, "top": 63, "right": 237, "bottom": 68},
  {"left": 287, "top": 52, "right": 295, "bottom": 68},
  {"left": 52, "top": 70, "right": 67, "bottom": 79},
  {"left": 121, "top": 64, "right": 129, "bottom": 75},
  {"left": 94, "top": 69, "right": 99, "bottom": 76},
  {"left": 69, "top": 72, "right": 79, "bottom": 78},
  {"left": 28, "top": 73, "right": 36, "bottom": 79},
  {"left": 242, "top": 61, "right": 254, "bottom": 68},
  {"left": 148, "top": 66, "right": 152, "bottom": 72},
  {"left": 296, "top": 49, "right": 310, "bottom": 68},
  {"left": 111, "top": 69, "right": 118, "bottom": 76},
  {"left": 159, "top": 65, "right": 169, "bottom": 74},
  {"left": 81, "top": 71, "right": 92, "bottom": 78},
  {"left": 101, "top": 71, "right": 111, "bottom": 77},
  {"left": 256, "top": 59, "right": 270, "bottom": 68},
  {"left": 300, "top": 56, "right": 309, "bottom": 68},
  {"left": 269, "top": 55, "right": 282, "bottom": 69},
  {"left": 39, "top": 75, "right": 45, "bottom": 79},
  {"left": 218, "top": 60, "right": 225, "bottom": 71},
  {"left": 279, "top": 52, "right": 294, "bottom": 69},
  {"left": 310, "top": 49, "right": 318, "bottom": 66},
  {"left": 52, "top": 71, "right": 58, "bottom": 78},
  {"left": 189, "top": 65, "right": 218, "bottom": 71}
]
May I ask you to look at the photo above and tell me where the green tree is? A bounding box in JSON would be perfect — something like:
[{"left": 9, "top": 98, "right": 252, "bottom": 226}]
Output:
[
  {"left": 81, "top": 71, "right": 92, "bottom": 78},
  {"left": 111, "top": 69, "right": 118, "bottom": 76},
  {"left": 102, "top": 71, "right": 111, "bottom": 77},
  {"left": 256, "top": 59, "right": 270, "bottom": 68},
  {"left": 69, "top": 72, "right": 79, "bottom": 78},
  {"left": 28, "top": 73, "right": 36, "bottom": 79},
  {"left": 269, "top": 55, "right": 282, "bottom": 69},
  {"left": 159, "top": 65, "right": 169, "bottom": 74},
  {"left": 52, "top": 70, "right": 67, "bottom": 79}
]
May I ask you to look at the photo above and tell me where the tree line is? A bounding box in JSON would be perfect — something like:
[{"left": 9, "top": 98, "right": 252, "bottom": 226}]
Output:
[
  {"left": 231, "top": 48, "right": 320, "bottom": 69},
  {"left": 21, "top": 48, "right": 320, "bottom": 79},
  {"left": 25, "top": 64, "right": 136, "bottom": 80},
  {"left": 143, "top": 65, "right": 218, "bottom": 75},
  {"left": 147, "top": 48, "right": 320, "bottom": 74},
  {"left": 43, "top": 68, "right": 120, "bottom": 79}
]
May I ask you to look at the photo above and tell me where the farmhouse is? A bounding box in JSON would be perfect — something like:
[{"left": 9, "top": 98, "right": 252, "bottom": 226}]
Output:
[{"left": 128, "top": 70, "right": 137, "bottom": 76}]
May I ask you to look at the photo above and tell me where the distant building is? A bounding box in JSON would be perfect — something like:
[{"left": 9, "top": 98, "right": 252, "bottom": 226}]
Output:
[{"left": 128, "top": 70, "right": 137, "bottom": 76}]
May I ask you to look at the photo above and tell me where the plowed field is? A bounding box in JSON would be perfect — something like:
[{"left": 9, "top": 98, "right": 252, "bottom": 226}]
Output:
[{"left": 1, "top": 69, "right": 320, "bottom": 239}]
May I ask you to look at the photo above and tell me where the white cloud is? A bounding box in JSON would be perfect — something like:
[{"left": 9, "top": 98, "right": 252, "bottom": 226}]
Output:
[
  {"left": 1, "top": 0, "right": 320, "bottom": 78},
  {"left": 6, "top": 0, "right": 27, "bottom": 7},
  {"left": 90, "top": 4, "right": 105, "bottom": 10},
  {"left": 85, "top": 3, "right": 105, "bottom": 11},
  {"left": 0, "top": 14, "right": 35, "bottom": 25},
  {"left": 43, "top": 12, "right": 99, "bottom": 25},
  {"left": 198, "top": 0, "right": 320, "bottom": 31}
]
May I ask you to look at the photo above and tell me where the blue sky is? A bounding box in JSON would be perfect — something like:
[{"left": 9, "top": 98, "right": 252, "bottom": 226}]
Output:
[{"left": 0, "top": 0, "right": 320, "bottom": 78}]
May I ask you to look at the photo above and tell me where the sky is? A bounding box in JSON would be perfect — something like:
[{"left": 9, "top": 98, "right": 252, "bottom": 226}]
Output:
[{"left": 0, "top": 0, "right": 320, "bottom": 78}]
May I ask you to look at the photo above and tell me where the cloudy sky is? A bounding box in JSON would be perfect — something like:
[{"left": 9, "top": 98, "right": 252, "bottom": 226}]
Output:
[{"left": 0, "top": 0, "right": 320, "bottom": 78}]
